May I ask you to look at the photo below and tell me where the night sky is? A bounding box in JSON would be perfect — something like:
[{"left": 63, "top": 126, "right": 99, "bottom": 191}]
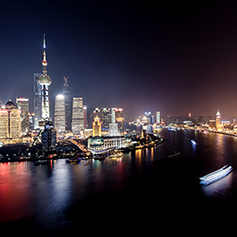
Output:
[{"left": 1, "top": 1, "right": 237, "bottom": 118}]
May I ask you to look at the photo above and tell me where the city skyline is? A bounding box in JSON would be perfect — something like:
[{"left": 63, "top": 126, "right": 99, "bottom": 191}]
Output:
[{"left": 1, "top": 1, "right": 237, "bottom": 117}]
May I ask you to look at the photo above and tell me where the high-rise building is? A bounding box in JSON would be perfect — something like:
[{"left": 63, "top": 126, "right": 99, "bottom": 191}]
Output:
[
  {"left": 54, "top": 94, "right": 65, "bottom": 133},
  {"left": 114, "top": 108, "right": 124, "bottom": 133},
  {"left": 83, "top": 105, "right": 87, "bottom": 129},
  {"left": 16, "top": 97, "right": 29, "bottom": 135},
  {"left": 109, "top": 123, "right": 119, "bottom": 136},
  {"left": 62, "top": 77, "right": 72, "bottom": 131},
  {"left": 33, "top": 73, "right": 42, "bottom": 128},
  {"left": 156, "top": 111, "right": 160, "bottom": 124},
  {"left": 216, "top": 109, "right": 221, "bottom": 129},
  {"left": 0, "top": 100, "right": 21, "bottom": 139},
  {"left": 0, "top": 110, "right": 8, "bottom": 139},
  {"left": 37, "top": 34, "right": 52, "bottom": 121},
  {"left": 109, "top": 108, "right": 123, "bottom": 136},
  {"left": 93, "top": 116, "right": 101, "bottom": 137},
  {"left": 41, "top": 120, "right": 56, "bottom": 154},
  {"left": 72, "top": 97, "right": 84, "bottom": 134},
  {"left": 101, "top": 108, "right": 111, "bottom": 130}
]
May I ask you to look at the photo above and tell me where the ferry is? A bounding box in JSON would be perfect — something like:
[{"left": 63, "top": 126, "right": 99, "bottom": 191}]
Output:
[
  {"left": 168, "top": 152, "right": 182, "bottom": 159},
  {"left": 199, "top": 165, "right": 233, "bottom": 185},
  {"left": 34, "top": 159, "right": 50, "bottom": 165},
  {"left": 168, "top": 127, "right": 178, "bottom": 131},
  {"left": 66, "top": 158, "right": 81, "bottom": 164}
]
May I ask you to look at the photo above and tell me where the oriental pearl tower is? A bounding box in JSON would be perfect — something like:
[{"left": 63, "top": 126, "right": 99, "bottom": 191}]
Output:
[{"left": 38, "top": 34, "right": 52, "bottom": 120}]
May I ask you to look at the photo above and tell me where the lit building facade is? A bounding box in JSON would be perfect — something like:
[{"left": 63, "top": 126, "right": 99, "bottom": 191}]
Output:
[
  {"left": 101, "top": 108, "right": 110, "bottom": 130},
  {"left": 109, "top": 123, "right": 119, "bottom": 136},
  {"left": 93, "top": 115, "right": 101, "bottom": 137},
  {"left": 0, "top": 101, "right": 21, "bottom": 140},
  {"left": 54, "top": 94, "right": 65, "bottom": 133},
  {"left": 156, "top": 111, "right": 160, "bottom": 124},
  {"left": 16, "top": 97, "right": 29, "bottom": 135},
  {"left": 88, "top": 136, "right": 127, "bottom": 151},
  {"left": 41, "top": 120, "right": 56, "bottom": 154},
  {"left": 72, "top": 97, "right": 84, "bottom": 134},
  {"left": 0, "top": 110, "right": 8, "bottom": 138},
  {"left": 110, "top": 108, "right": 124, "bottom": 135}
]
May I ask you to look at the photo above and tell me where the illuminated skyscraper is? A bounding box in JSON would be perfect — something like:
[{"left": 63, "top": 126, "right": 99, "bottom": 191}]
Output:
[
  {"left": 156, "top": 111, "right": 160, "bottom": 124},
  {"left": 83, "top": 105, "right": 87, "bottom": 129},
  {"left": 72, "top": 97, "right": 84, "bottom": 134},
  {"left": 101, "top": 108, "right": 111, "bottom": 130},
  {"left": 111, "top": 108, "right": 124, "bottom": 134},
  {"left": 0, "top": 101, "right": 21, "bottom": 140},
  {"left": 37, "top": 34, "right": 52, "bottom": 120},
  {"left": 54, "top": 94, "right": 65, "bottom": 133},
  {"left": 93, "top": 116, "right": 101, "bottom": 137},
  {"left": 41, "top": 120, "right": 56, "bottom": 154},
  {"left": 16, "top": 97, "right": 29, "bottom": 135},
  {"left": 62, "top": 77, "right": 72, "bottom": 131},
  {"left": 216, "top": 109, "right": 221, "bottom": 129}
]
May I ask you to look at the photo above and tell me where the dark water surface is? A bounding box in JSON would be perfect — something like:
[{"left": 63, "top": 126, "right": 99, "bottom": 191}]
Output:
[{"left": 1, "top": 129, "right": 237, "bottom": 234}]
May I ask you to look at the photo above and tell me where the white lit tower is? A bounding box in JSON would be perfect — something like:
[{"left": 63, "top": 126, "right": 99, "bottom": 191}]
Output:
[
  {"left": 37, "top": 34, "right": 52, "bottom": 120},
  {"left": 216, "top": 109, "right": 221, "bottom": 129},
  {"left": 54, "top": 94, "right": 66, "bottom": 133}
]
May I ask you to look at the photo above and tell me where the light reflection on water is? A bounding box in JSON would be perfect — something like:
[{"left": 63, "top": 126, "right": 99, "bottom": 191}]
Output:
[
  {"left": 1, "top": 129, "right": 237, "bottom": 228},
  {"left": 200, "top": 172, "right": 233, "bottom": 199}
]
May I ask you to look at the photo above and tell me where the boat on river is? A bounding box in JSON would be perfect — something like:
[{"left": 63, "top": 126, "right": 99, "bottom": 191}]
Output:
[
  {"left": 66, "top": 158, "right": 81, "bottom": 164},
  {"left": 199, "top": 165, "right": 233, "bottom": 185},
  {"left": 34, "top": 160, "right": 50, "bottom": 165},
  {"left": 168, "top": 152, "right": 182, "bottom": 159}
]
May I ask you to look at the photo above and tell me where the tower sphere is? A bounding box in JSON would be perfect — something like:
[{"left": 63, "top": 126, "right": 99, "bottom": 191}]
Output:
[{"left": 38, "top": 74, "right": 52, "bottom": 86}]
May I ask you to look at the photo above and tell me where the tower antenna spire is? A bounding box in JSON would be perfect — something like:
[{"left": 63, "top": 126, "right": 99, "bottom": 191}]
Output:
[
  {"left": 42, "top": 34, "right": 48, "bottom": 73},
  {"left": 43, "top": 34, "right": 46, "bottom": 49}
]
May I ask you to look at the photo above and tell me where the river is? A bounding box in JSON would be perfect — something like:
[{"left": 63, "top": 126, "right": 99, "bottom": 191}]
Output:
[{"left": 1, "top": 129, "right": 237, "bottom": 234}]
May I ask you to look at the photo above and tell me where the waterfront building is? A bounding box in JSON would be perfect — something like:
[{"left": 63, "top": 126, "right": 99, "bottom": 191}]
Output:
[
  {"left": 0, "top": 100, "right": 21, "bottom": 140},
  {"left": 62, "top": 77, "right": 72, "bottom": 131},
  {"left": 92, "top": 115, "right": 101, "bottom": 137},
  {"left": 33, "top": 73, "right": 42, "bottom": 128},
  {"left": 0, "top": 110, "right": 8, "bottom": 139},
  {"left": 41, "top": 120, "right": 56, "bottom": 154},
  {"left": 156, "top": 111, "right": 160, "bottom": 124},
  {"left": 88, "top": 136, "right": 127, "bottom": 151},
  {"left": 16, "top": 97, "right": 29, "bottom": 135},
  {"left": 216, "top": 109, "right": 221, "bottom": 129},
  {"left": 37, "top": 34, "right": 52, "bottom": 121},
  {"left": 72, "top": 97, "right": 84, "bottom": 134},
  {"left": 54, "top": 94, "right": 65, "bottom": 133},
  {"left": 209, "top": 120, "right": 216, "bottom": 129}
]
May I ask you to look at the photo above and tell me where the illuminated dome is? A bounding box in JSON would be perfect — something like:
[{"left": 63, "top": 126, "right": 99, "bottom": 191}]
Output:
[
  {"left": 5, "top": 100, "right": 16, "bottom": 109},
  {"left": 38, "top": 74, "right": 52, "bottom": 86},
  {"left": 90, "top": 136, "right": 104, "bottom": 147}
]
